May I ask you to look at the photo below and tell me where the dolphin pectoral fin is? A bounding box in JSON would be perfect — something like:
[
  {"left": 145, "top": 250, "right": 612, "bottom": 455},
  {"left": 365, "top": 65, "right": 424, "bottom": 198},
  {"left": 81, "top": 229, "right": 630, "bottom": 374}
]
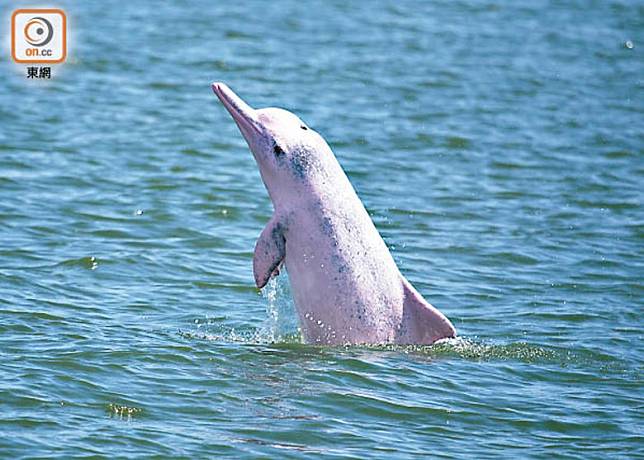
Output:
[
  {"left": 399, "top": 278, "right": 456, "bottom": 344},
  {"left": 253, "top": 218, "right": 286, "bottom": 289}
]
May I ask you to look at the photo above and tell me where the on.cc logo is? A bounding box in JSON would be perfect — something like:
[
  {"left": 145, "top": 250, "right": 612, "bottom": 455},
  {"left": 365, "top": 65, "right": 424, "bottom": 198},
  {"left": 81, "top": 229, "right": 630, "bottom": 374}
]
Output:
[{"left": 11, "top": 9, "right": 66, "bottom": 64}]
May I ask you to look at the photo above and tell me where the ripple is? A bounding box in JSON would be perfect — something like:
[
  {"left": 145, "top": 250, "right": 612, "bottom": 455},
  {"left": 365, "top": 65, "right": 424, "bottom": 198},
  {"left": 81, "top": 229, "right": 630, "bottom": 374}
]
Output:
[{"left": 56, "top": 256, "right": 100, "bottom": 270}]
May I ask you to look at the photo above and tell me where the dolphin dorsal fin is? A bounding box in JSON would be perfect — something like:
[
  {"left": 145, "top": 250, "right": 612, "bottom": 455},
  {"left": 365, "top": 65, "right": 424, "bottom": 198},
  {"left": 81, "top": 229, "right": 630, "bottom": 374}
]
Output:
[{"left": 399, "top": 277, "right": 456, "bottom": 344}]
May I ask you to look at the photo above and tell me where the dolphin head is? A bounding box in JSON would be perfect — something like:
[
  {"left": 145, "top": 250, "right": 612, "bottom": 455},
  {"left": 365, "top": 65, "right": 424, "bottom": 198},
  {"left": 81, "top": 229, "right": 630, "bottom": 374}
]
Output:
[{"left": 212, "top": 82, "right": 332, "bottom": 207}]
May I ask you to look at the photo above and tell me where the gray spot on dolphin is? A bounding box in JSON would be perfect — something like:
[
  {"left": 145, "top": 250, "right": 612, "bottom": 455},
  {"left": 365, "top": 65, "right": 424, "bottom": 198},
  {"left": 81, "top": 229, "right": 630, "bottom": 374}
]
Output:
[
  {"left": 331, "top": 253, "right": 348, "bottom": 273},
  {"left": 290, "top": 154, "right": 307, "bottom": 179},
  {"left": 290, "top": 147, "right": 322, "bottom": 181},
  {"left": 321, "top": 216, "right": 334, "bottom": 237}
]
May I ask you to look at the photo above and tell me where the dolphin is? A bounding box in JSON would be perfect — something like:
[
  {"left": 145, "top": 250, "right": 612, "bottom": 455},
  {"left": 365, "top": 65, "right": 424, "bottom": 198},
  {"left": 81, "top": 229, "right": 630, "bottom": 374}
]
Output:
[{"left": 211, "top": 82, "right": 456, "bottom": 345}]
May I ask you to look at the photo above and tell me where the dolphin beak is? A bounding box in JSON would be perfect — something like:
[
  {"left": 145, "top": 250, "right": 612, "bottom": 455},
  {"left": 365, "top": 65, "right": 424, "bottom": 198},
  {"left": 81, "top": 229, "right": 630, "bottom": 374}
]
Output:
[{"left": 211, "top": 82, "right": 264, "bottom": 142}]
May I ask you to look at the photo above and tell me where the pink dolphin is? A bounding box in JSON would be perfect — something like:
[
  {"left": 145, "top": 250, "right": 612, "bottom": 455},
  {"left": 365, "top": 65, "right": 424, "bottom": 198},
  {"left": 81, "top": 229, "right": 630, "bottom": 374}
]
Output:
[{"left": 211, "top": 82, "right": 456, "bottom": 345}]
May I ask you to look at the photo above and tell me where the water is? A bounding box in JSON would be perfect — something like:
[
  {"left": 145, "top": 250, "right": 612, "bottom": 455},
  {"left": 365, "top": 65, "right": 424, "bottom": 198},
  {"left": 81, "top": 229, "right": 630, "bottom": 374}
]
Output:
[{"left": 1, "top": 0, "right": 642, "bottom": 458}]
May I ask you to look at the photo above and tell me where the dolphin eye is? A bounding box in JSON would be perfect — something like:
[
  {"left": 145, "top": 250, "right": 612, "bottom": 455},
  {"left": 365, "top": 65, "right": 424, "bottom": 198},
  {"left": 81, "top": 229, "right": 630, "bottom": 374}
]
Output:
[
  {"left": 300, "top": 125, "right": 308, "bottom": 130},
  {"left": 273, "top": 144, "right": 285, "bottom": 156}
]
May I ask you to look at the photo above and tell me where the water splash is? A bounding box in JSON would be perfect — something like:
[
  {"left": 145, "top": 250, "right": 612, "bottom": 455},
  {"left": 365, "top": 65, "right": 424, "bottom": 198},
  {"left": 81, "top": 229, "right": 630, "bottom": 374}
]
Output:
[
  {"left": 260, "top": 273, "right": 302, "bottom": 343},
  {"left": 426, "top": 336, "right": 560, "bottom": 362},
  {"left": 181, "top": 273, "right": 301, "bottom": 345},
  {"left": 325, "top": 336, "right": 568, "bottom": 364},
  {"left": 374, "top": 336, "right": 628, "bottom": 371}
]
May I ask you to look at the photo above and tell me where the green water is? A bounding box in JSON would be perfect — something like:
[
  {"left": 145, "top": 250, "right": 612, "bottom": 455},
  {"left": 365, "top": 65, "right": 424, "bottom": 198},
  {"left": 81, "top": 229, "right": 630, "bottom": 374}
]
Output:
[{"left": 1, "top": 1, "right": 642, "bottom": 458}]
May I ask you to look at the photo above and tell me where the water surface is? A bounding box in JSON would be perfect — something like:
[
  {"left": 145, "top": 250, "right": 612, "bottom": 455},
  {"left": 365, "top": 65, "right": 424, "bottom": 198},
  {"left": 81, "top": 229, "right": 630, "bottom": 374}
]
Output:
[{"left": 0, "top": 0, "right": 642, "bottom": 458}]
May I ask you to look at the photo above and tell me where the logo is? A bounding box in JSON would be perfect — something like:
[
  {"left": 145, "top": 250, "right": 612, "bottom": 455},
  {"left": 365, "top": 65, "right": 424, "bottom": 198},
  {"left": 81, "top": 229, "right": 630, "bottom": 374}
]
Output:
[
  {"left": 11, "top": 9, "right": 66, "bottom": 64},
  {"left": 24, "top": 17, "right": 54, "bottom": 47}
]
